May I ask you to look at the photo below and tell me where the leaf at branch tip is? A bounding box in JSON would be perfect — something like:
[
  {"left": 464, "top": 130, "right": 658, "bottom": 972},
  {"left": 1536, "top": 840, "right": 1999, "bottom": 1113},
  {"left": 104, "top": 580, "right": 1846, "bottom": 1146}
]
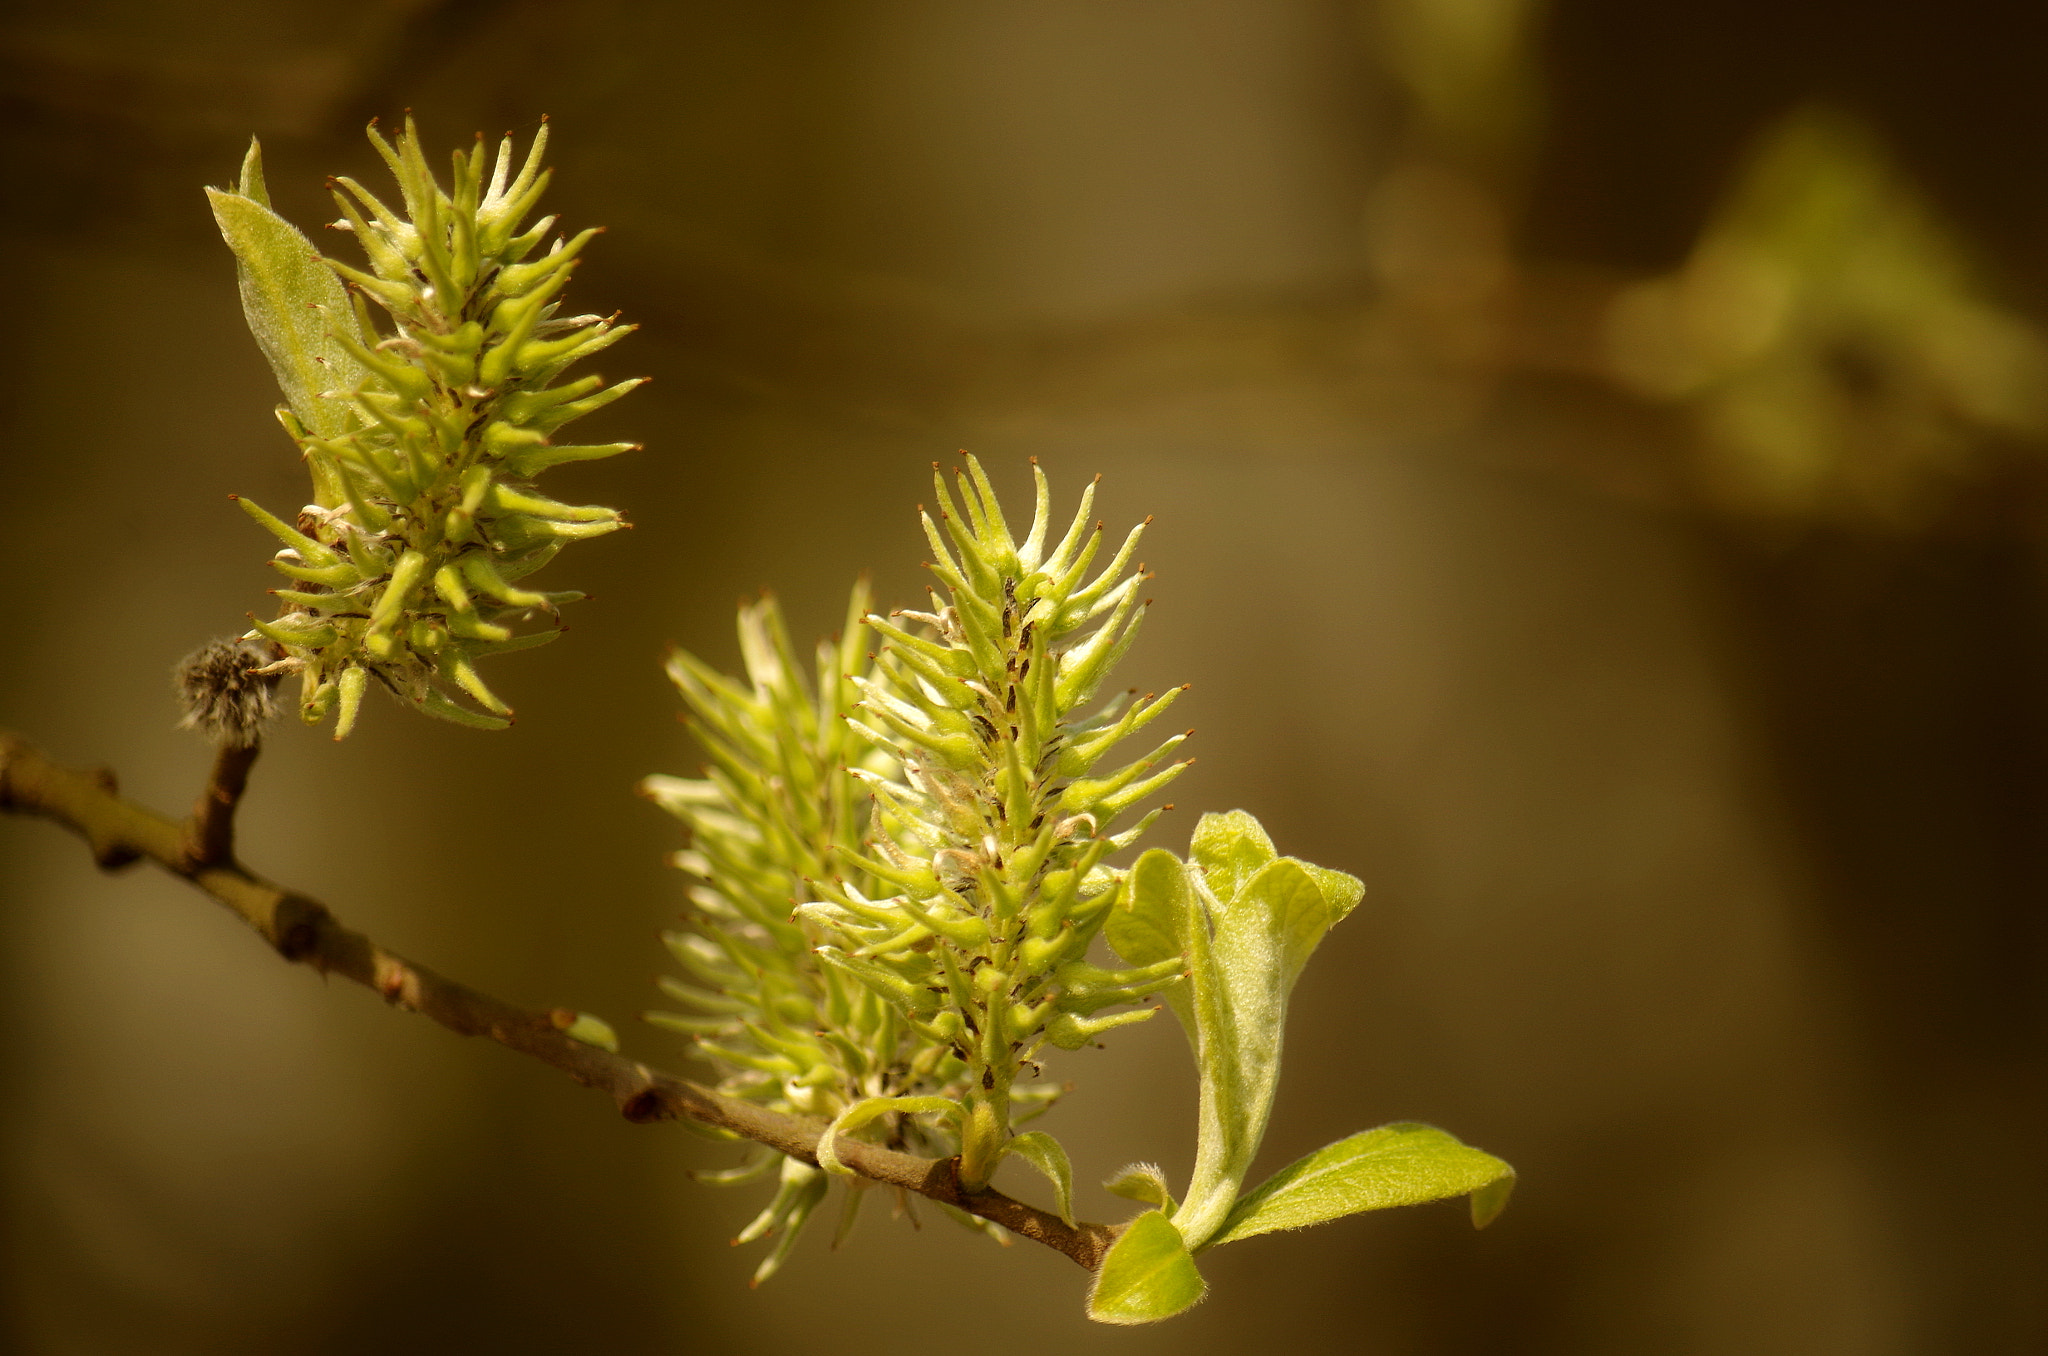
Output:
[
  {"left": 1086, "top": 1209, "right": 1206, "bottom": 1326},
  {"left": 1206, "top": 1122, "right": 1515, "bottom": 1247},
  {"left": 206, "top": 148, "right": 367, "bottom": 440},
  {"left": 1189, "top": 808, "right": 1276, "bottom": 903},
  {"left": 1144, "top": 810, "right": 1368, "bottom": 1250},
  {"left": 1237, "top": 857, "right": 1340, "bottom": 992},
  {"left": 1003, "top": 1130, "right": 1076, "bottom": 1227},
  {"left": 236, "top": 137, "right": 269, "bottom": 206},
  {"left": 1301, "top": 861, "right": 1364, "bottom": 923}
]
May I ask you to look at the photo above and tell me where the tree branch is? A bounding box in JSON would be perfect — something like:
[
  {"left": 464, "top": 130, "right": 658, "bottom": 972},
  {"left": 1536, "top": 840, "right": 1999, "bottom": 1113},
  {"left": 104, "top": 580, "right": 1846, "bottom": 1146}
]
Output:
[{"left": 0, "top": 730, "right": 1117, "bottom": 1271}]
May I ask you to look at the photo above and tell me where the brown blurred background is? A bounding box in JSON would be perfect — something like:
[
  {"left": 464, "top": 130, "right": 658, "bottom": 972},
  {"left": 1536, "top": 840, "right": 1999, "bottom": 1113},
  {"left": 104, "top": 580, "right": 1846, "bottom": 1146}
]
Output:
[{"left": 4, "top": 1, "right": 2048, "bottom": 1352}]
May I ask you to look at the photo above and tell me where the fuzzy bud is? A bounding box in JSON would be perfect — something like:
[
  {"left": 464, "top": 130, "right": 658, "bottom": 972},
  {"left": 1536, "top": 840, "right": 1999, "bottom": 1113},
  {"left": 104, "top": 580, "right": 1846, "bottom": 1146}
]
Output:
[{"left": 174, "top": 639, "right": 280, "bottom": 747}]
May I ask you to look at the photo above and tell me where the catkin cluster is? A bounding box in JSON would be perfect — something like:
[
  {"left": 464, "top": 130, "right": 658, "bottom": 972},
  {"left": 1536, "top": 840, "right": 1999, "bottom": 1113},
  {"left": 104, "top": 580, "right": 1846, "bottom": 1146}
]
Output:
[{"left": 646, "top": 460, "right": 1194, "bottom": 1275}]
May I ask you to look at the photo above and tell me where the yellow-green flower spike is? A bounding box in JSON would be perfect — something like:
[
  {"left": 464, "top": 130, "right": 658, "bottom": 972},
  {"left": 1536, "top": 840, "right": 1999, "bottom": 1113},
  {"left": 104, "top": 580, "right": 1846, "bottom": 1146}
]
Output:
[
  {"left": 643, "top": 585, "right": 979, "bottom": 1278},
  {"left": 208, "top": 118, "right": 640, "bottom": 737},
  {"left": 803, "top": 457, "right": 1191, "bottom": 1193}
]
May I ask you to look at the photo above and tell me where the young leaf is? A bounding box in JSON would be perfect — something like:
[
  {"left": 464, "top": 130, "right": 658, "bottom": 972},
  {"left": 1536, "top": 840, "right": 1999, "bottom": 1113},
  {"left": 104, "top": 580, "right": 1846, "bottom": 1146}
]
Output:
[
  {"left": 1113, "top": 811, "right": 1368, "bottom": 1250},
  {"left": 1188, "top": 808, "right": 1277, "bottom": 903},
  {"left": 206, "top": 151, "right": 367, "bottom": 441},
  {"left": 1003, "top": 1130, "right": 1076, "bottom": 1227},
  {"left": 1232, "top": 857, "right": 1343, "bottom": 992},
  {"left": 1104, "top": 1163, "right": 1177, "bottom": 1213},
  {"left": 1086, "top": 1210, "right": 1206, "bottom": 1326},
  {"left": 1105, "top": 847, "right": 1200, "bottom": 1023},
  {"left": 1301, "top": 861, "right": 1365, "bottom": 922},
  {"left": 1206, "top": 1122, "right": 1515, "bottom": 1247}
]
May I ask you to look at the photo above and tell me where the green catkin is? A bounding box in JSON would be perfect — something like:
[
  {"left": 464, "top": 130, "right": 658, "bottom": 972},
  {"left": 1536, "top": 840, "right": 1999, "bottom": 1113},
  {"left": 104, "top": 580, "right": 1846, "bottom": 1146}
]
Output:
[
  {"left": 643, "top": 584, "right": 971, "bottom": 1283},
  {"left": 804, "top": 457, "right": 1191, "bottom": 1193},
  {"left": 212, "top": 119, "right": 640, "bottom": 737}
]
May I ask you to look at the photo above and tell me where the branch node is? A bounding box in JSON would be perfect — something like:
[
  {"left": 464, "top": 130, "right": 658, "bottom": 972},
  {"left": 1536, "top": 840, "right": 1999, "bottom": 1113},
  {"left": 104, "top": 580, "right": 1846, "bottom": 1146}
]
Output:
[
  {"left": 273, "top": 893, "right": 331, "bottom": 962},
  {"left": 621, "top": 1086, "right": 673, "bottom": 1123},
  {"left": 92, "top": 841, "right": 143, "bottom": 872}
]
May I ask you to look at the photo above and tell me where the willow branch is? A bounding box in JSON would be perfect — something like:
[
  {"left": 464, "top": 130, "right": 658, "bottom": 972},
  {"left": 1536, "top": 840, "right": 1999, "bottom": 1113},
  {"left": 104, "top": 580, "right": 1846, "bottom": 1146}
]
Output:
[{"left": 0, "top": 731, "right": 1117, "bottom": 1271}]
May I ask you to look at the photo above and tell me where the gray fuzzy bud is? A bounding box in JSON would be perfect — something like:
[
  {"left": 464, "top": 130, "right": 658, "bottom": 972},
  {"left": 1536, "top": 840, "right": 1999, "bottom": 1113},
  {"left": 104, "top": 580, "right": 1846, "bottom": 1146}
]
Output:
[{"left": 175, "top": 639, "right": 280, "bottom": 747}]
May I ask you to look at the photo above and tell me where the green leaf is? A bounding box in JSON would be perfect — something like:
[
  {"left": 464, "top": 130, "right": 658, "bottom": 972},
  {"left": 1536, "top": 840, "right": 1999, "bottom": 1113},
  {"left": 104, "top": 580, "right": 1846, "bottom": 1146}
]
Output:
[
  {"left": 206, "top": 151, "right": 367, "bottom": 441},
  {"left": 1086, "top": 1210, "right": 1206, "bottom": 1326},
  {"left": 1003, "top": 1131, "right": 1076, "bottom": 1227},
  {"left": 1106, "top": 848, "right": 1197, "bottom": 1021},
  {"left": 236, "top": 137, "right": 270, "bottom": 206},
  {"left": 1234, "top": 857, "right": 1341, "bottom": 991},
  {"left": 1207, "top": 1122, "right": 1515, "bottom": 1247},
  {"left": 1302, "top": 861, "right": 1365, "bottom": 923},
  {"left": 1104, "top": 1162, "right": 1177, "bottom": 1213},
  {"left": 1189, "top": 809, "right": 1276, "bottom": 903},
  {"left": 1124, "top": 812, "right": 1370, "bottom": 1250}
]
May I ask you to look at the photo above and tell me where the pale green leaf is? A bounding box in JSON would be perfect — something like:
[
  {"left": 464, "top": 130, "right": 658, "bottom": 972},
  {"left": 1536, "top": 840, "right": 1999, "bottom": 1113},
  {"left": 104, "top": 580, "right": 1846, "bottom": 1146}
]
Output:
[
  {"left": 1172, "top": 855, "right": 1283, "bottom": 1247},
  {"left": 1086, "top": 1210, "right": 1206, "bottom": 1326},
  {"left": 1235, "top": 857, "right": 1340, "bottom": 990},
  {"left": 236, "top": 137, "right": 269, "bottom": 206},
  {"left": 1165, "top": 813, "right": 1379, "bottom": 1249},
  {"left": 1188, "top": 809, "right": 1276, "bottom": 902},
  {"left": 1004, "top": 1131, "right": 1076, "bottom": 1227},
  {"left": 1207, "top": 1122, "right": 1515, "bottom": 1247},
  {"left": 1302, "top": 861, "right": 1365, "bottom": 922},
  {"left": 1104, "top": 1163, "right": 1176, "bottom": 1213},
  {"left": 206, "top": 161, "right": 367, "bottom": 441},
  {"left": 1106, "top": 848, "right": 1190, "bottom": 973}
]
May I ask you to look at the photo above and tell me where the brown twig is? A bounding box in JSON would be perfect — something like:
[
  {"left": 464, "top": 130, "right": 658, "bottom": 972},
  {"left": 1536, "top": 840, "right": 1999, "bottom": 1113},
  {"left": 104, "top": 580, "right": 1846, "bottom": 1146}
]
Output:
[
  {"left": 181, "top": 738, "right": 260, "bottom": 869},
  {"left": 0, "top": 730, "right": 1117, "bottom": 1271}
]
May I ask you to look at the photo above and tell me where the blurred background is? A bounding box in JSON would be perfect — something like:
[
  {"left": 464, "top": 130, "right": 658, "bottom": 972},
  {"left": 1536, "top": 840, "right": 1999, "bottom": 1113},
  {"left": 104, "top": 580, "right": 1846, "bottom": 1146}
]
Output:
[{"left": 4, "top": 1, "right": 2047, "bottom": 1352}]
